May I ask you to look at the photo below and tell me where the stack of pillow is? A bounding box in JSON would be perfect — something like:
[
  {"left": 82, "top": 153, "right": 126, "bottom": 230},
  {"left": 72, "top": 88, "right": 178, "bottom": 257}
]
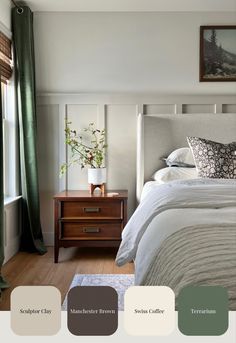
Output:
[{"left": 153, "top": 137, "right": 236, "bottom": 183}]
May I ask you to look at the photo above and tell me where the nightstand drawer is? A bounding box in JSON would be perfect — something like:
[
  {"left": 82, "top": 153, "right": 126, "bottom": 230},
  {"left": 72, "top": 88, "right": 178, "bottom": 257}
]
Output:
[
  {"left": 61, "top": 222, "right": 121, "bottom": 239},
  {"left": 61, "top": 201, "right": 122, "bottom": 219}
]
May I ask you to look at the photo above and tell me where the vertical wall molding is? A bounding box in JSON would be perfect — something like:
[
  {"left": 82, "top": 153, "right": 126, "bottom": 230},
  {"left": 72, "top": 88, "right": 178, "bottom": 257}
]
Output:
[
  {"left": 37, "top": 93, "right": 236, "bottom": 245},
  {"left": 59, "top": 103, "right": 67, "bottom": 191}
]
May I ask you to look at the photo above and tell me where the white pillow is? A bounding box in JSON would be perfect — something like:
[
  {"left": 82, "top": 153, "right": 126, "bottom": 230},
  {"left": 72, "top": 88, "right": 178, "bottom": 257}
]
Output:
[
  {"left": 166, "top": 147, "right": 195, "bottom": 167},
  {"left": 152, "top": 167, "right": 198, "bottom": 183}
]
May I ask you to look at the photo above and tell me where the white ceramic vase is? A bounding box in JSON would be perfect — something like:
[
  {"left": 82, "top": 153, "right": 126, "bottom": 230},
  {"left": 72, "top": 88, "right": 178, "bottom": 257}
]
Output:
[{"left": 88, "top": 168, "right": 106, "bottom": 185}]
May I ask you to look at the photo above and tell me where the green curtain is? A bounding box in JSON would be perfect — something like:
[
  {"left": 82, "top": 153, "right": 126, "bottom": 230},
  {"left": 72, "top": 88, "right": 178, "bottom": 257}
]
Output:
[
  {"left": 0, "top": 82, "right": 9, "bottom": 290},
  {"left": 12, "top": 6, "right": 47, "bottom": 254}
]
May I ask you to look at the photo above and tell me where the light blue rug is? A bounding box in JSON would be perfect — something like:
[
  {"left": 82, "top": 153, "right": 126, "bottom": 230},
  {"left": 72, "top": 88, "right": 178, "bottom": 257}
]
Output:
[{"left": 62, "top": 274, "right": 134, "bottom": 311}]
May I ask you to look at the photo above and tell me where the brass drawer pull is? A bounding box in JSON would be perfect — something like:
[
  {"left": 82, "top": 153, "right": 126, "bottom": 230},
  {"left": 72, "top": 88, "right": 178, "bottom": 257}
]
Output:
[
  {"left": 83, "top": 227, "right": 100, "bottom": 233},
  {"left": 83, "top": 207, "right": 100, "bottom": 213}
]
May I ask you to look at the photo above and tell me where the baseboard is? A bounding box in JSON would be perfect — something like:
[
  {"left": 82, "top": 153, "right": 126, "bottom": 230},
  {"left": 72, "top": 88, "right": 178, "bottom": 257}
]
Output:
[
  {"left": 4, "top": 235, "right": 20, "bottom": 264},
  {"left": 4, "top": 232, "right": 54, "bottom": 263},
  {"left": 43, "top": 231, "right": 54, "bottom": 246},
  {"left": 3, "top": 197, "right": 21, "bottom": 263}
]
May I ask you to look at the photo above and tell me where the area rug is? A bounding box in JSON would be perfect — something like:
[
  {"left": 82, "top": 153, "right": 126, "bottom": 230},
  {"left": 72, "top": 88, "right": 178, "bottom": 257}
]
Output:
[{"left": 62, "top": 274, "right": 134, "bottom": 311}]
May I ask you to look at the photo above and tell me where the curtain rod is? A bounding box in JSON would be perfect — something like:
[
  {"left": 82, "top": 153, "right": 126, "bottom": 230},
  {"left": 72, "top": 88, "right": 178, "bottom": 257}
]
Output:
[{"left": 11, "top": 0, "right": 24, "bottom": 13}]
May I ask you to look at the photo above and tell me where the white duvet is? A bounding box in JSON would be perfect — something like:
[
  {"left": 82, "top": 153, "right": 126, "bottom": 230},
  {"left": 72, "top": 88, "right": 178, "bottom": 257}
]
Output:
[
  {"left": 115, "top": 179, "right": 236, "bottom": 277},
  {"left": 135, "top": 207, "right": 236, "bottom": 284}
]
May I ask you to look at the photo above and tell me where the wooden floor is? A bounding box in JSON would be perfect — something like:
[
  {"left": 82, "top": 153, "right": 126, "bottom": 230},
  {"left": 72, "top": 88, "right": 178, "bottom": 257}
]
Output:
[{"left": 0, "top": 247, "right": 134, "bottom": 310}]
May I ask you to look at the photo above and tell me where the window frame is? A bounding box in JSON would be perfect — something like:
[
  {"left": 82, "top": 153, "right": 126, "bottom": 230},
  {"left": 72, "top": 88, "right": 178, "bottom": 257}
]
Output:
[
  {"left": 1, "top": 83, "right": 8, "bottom": 197},
  {"left": 1, "top": 81, "right": 19, "bottom": 201}
]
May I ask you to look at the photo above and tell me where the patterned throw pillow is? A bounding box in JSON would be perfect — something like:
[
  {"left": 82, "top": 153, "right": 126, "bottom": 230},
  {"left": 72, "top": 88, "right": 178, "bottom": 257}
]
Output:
[{"left": 187, "top": 137, "right": 236, "bottom": 179}]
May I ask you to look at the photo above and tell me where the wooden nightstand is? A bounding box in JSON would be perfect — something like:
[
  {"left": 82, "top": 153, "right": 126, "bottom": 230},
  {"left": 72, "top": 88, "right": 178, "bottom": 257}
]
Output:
[{"left": 53, "top": 190, "right": 128, "bottom": 263}]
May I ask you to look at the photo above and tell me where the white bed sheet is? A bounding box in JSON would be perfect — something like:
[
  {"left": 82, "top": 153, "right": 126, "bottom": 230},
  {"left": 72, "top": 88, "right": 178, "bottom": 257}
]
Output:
[
  {"left": 141, "top": 168, "right": 199, "bottom": 202},
  {"left": 140, "top": 180, "right": 162, "bottom": 202}
]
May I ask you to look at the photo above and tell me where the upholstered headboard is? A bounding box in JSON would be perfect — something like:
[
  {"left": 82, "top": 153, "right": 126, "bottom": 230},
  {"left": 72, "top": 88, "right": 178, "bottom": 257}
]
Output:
[{"left": 137, "top": 96, "right": 236, "bottom": 202}]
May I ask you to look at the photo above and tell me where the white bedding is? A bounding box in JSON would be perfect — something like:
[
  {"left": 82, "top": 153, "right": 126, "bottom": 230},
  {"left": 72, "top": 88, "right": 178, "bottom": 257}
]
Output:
[
  {"left": 140, "top": 180, "right": 162, "bottom": 202},
  {"left": 142, "top": 167, "right": 198, "bottom": 202},
  {"left": 135, "top": 207, "right": 236, "bottom": 284},
  {"left": 115, "top": 178, "right": 236, "bottom": 267}
]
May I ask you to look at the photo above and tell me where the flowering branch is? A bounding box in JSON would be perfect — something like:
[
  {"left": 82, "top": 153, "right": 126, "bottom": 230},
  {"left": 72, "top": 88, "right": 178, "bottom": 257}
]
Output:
[{"left": 60, "top": 121, "right": 107, "bottom": 176}]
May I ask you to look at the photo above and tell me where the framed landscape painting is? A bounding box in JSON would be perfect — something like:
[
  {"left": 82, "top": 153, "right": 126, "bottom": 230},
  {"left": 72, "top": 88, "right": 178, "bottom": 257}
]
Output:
[{"left": 200, "top": 26, "right": 236, "bottom": 81}]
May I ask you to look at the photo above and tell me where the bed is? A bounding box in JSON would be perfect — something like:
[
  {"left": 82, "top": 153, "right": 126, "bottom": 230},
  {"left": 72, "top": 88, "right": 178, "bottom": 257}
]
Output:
[{"left": 116, "top": 109, "right": 236, "bottom": 310}]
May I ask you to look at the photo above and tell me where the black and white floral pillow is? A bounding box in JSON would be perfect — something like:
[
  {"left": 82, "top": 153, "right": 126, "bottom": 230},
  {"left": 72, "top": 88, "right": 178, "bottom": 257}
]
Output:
[{"left": 187, "top": 137, "right": 236, "bottom": 179}]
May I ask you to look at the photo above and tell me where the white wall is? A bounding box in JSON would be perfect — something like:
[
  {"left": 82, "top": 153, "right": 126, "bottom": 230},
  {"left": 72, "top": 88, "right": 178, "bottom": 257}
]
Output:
[
  {"left": 34, "top": 11, "right": 236, "bottom": 94},
  {"left": 35, "top": 11, "right": 236, "bottom": 245},
  {"left": 37, "top": 94, "right": 236, "bottom": 245},
  {"left": 37, "top": 96, "right": 137, "bottom": 245},
  {"left": 24, "top": 0, "right": 236, "bottom": 12}
]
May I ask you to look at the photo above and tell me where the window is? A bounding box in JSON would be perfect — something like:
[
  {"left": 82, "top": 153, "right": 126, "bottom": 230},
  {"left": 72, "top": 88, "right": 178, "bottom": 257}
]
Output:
[
  {"left": 1, "top": 80, "right": 18, "bottom": 200},
  {"left": 0, "top": 31, "right": 18, "bottom": 201},
  {"left": 1, "top": 83, "right": 8, "bottom": 196},
  {"left": 0, "top": 31, "right": 13, "bottom": 84}
]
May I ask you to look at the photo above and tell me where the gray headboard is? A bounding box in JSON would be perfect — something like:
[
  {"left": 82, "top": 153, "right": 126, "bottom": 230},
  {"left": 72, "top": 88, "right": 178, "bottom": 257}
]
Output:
[{"left": 137, "top": 96, "right": 236, "bottom": 202}]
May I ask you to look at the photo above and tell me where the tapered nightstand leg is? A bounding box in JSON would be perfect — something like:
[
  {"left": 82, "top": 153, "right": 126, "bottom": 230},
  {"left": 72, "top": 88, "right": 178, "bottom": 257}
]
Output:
[{"left": 54, "top": 245, "right": 59, "bottom": 263}]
